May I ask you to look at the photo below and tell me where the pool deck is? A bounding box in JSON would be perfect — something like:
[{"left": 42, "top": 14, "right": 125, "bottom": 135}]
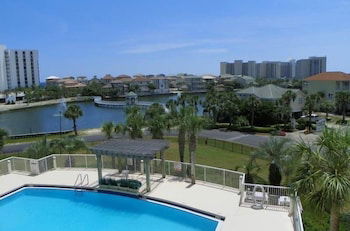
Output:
[{"left": 0, "top": 169, "right": 293, "bottom": 231}]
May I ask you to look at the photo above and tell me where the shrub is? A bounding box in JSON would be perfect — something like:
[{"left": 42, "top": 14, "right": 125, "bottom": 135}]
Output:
[
  {"left": 237, "top": 126, "right": 275, "bottom": 133},
  {"left": 101, "top": 178, "right": 142, "bottom": 190}
]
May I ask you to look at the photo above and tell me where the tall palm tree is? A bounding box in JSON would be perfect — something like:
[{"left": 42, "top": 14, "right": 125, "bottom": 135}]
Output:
[
  {"left": 124, "top": 106, "right": 144, "bottom": 139},
  {"left": 253, "top": 137, "right": 292, "bottom": 186},
  {"left": 335, "top": 92, "right": 350, "bottom": 124},
  {"left": 0, "top": 128, "right": 8, "bottom": 152},
  {"left": 144, "top": 103, "right": 167, "bottom": 139},
  {"left": 186, "top": 107, "right": 204, "bottom": 184},
  {"left": 245, "top": 96, "right": 261, "bottom": 127},
  {"left": 102, "top": 121, "right": 115, "bottom": 139},
  {"left": 304, "top": 94, "right": 321, "bottom": 132},
  {"left": 280, "top": 90, "right": 297, "bottom": 126},
  {"left": 293, "top": 128, "right": 350, "bottom": 231},
  {"left": 64, "top": 104, "right": 83, "bottom": 135}
]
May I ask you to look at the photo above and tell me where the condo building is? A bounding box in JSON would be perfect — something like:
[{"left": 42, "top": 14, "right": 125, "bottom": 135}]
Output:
[
  {"left": 220, "top": 56, "right": 326, "bottom": 79},
  {"left": 0, "top": 44, "right": 40, "bottom": 91}
]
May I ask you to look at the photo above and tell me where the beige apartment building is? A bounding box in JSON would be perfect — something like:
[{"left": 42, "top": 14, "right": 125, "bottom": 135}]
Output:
[{"left": 303, "top": 72, "right": 350, "bottom": 101}]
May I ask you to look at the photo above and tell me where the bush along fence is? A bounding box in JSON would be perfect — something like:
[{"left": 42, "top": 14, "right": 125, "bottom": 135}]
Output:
[
  {"left": 197, "top": 137, "right": 257, "bottom": 155},
  {"left": 0, "top": 154, "right": 303, "bottom": 231}
]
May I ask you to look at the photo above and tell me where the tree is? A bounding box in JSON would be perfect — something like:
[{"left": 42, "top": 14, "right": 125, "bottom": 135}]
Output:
[
  {"left": 304, "top": 94, "right": 321, "bottom": 133},
  {"left": 253, "top": 137, "right": 291, "bottom": 186},
  {"left": 24, "top": 137, "right": 52, "bottom": 159},
  {"left": 279, "top": 90, "right": 297, "bottom": 127},
  {"left": 219, "top": 92, "right": 240, "bottom": 127},
  {"left": 50, "top": 136, "right": 87, "bottom": 154},
  {"left": 293, "top": 128, "right": 350, "bottom": 231},
  {"left": 0, "top": 128, "right": 8, "bottom": 152},
  {"left": 64, "top": 104, "right": 83, "bottom": 135},
  {"left": 102, "top": 122, "right": 115, "bottom": 139},
  {"left": 185, "top": 107, "right": 204, "bottom": 184},
  {"left": 320, "top": 100, "right": 335, "bottom": 120},
  {"left": 144, "top": 103, "right": 167, "bottom": 139},
  {"left": 245, "top": 96, "right": 261, "bottom": 127},
  {"left": 203, "top": 85, "right": 220, "bottom": 122},
  {"left": 124, "top": 106, "right": 144, "bottom": 139},
  {"left": 335, "top": 92, "right": 350, "bottom": 124},
  {"left": 236, "top": 157, "right": 261, "bottom": 184}
]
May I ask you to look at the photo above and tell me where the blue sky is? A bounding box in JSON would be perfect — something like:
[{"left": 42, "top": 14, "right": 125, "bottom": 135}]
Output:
[{"left": 1, "top": 0, "right": 349, "bottom": 80}]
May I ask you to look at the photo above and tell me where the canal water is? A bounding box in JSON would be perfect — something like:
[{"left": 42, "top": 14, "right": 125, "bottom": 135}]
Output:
[{"left": 0, "top": 94, "right": 204, "bottom": 135}]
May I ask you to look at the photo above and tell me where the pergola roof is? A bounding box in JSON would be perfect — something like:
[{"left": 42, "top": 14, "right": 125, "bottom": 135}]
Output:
[{"left": 90, "top": 139, "right": 169, "bottom": 159}]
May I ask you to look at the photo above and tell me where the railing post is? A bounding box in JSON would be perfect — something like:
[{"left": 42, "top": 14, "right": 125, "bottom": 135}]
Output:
[
  {"left": 239, "top": 175, "right": 244, "bottom": 206},
  {"left": 45, "top": 158, "right": 48, "bottom": 172},
  {"left": 204, "top": 166, "right": 206, "bottom": 182},
  {"left": 7, "top": 160, "right": 12, "bottom": 173},
  {"left": 223, "top": 170, "right": 226, "bottom": 186},
  {"left": 140, "top": 160, "right": 144, "bottom": 174},
  {"left": 53, "top": 156, "right": 57, "bottom": 169},
  {"left": 85, "top": 155, "right": 88, "bottom": 168},
  {"left": 24, "top": 160, "right": 27, "bottom": 172},
  {"left": 168, "top": 161, "right": 171, "bottom": 175},
  {"left": 68, "top": 155, "right": 72, "bottom": 168}
]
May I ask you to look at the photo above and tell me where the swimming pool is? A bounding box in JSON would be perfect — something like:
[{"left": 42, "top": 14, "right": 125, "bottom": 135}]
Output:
[{"left": 0, "top": 187, "right": 219, "bottom": 231}]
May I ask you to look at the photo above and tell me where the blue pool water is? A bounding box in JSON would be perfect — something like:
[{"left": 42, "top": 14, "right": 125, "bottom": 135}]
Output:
[{"left": 0, "top": 188, "right": 218, "bottom": 231}]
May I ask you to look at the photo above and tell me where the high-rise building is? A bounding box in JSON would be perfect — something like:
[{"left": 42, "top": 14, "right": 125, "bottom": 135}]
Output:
[
  {"left": 233, "top": 60, "right": 243, "bottom": 75},
  {"left": 0, "top": 44, "right": 40, "bottom": 91},
  {"left": 220, "top": 56, "right": 326, "bottom": 79}
]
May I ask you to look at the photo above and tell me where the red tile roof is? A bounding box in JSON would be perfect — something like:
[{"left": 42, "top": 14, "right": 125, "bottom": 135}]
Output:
[{"left": 305, "top": 72, "right": 350, "bottom": 81}]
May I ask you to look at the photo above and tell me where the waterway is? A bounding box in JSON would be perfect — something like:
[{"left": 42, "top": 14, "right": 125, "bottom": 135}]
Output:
[{"left": 0, "top": 94, "right": 205, "bottom": 135}]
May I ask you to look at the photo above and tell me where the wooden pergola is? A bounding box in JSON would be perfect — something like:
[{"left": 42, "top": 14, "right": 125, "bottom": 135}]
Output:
[{"left": 90, "top": 139, "right": 169, "bottom": 192}]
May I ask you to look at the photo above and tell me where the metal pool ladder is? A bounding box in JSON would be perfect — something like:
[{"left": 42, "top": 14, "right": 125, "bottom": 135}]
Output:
[{"left": 74, "top": 173, "right": 89, "bottom": 192}]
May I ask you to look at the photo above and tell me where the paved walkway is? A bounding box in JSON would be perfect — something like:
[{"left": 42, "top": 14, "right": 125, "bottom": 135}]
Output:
[{"left": 199, "top": 129, "right": 269, "bottom": 147}]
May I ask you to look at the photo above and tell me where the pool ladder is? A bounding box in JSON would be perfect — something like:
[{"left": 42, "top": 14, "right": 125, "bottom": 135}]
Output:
[{"left": 74, "top": 174, "right": 89, "bottom": 192}]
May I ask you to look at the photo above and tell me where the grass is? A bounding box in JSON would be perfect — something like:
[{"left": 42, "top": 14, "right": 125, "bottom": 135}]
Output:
[{"left": 163, "top": 136, "right": 269, "bottom": 183}]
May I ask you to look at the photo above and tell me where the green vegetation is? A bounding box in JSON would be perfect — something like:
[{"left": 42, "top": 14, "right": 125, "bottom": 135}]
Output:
[
  {"left": 0, "top": 128, "right": 8, "bottom": 151},
  {"left": 64, "top": 104, "right": 83, "bottom": 135},
  {"left": 335, "top": 92, "right": 350, "bottom": 124},
  {"left": 101, "top": 121, "right": 114, "bottom": 139}
]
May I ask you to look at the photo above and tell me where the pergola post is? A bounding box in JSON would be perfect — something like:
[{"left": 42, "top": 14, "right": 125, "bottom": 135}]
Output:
[
  {"left": 161, "top": 151, "right": 165, "bottom": 178},
  {"left": 96, "top": 154, "right": 103, "bottom": 184},
  {"left": 145, "top": 159, "right": 151, "bottom": 192},
  {"left": 111, "top": 156, "right": 116, "bottom": 169}
]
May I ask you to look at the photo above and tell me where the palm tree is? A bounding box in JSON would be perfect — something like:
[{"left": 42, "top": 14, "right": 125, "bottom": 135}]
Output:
[
  {"left": 186, "top": 107, "right": 204, "bottom": 184},
  {"left": 114, "top": 123, "right": 125, "bottom": 136},
  {"left": 335, "top": 92, "right": 350, "bottom": 124},
  {"left": 293, "top": 128, "right": 350, "bottom": 231},
  {"left": 245, "top": 96, "right": 261, "bottom": 127},
  {"left": 304, "top": 94, "right": 321, "bottom": 133},
  {"left": 236, "top": 157, "right": 261, "bottom": 184},
  {"left": 24, "top": 137, "right": 52, "bottom": 159},
  {"left": 253, "top": 137, "right": 291, "bottom": 186},
  {"left": 219, "top": 92, "right": 240, "bottom": 127},
  {"left": 0, "top": 128, "right": 8, "bottom": 152},
  {"left": 279, "top": 90, "right": 297, "bottom": 126},
  {"left": 165, "top": 98, "right": 187, "bottom": 163},
  {"left": 144, "top": 103, "right": 167, "bottom": 139},
  {"left": 320, "top": 100, "right": 335, "bottom": 120},
  {"left": 64, "top": 104, "right": 83, "bottom": 135},
  {"left": 102, "top": 121, "right": 115, "bottom": 139},
  {"left": 124, "top": 106, "right": 144, "bottom": 139},
  {"left": 50, "top": 136, "right": 87, "bottom": 154}
]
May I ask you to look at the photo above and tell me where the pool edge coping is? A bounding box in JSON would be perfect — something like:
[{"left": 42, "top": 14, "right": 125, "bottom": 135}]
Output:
[{"left": 0, "top": 184, "right": 225, "bottom": 225}]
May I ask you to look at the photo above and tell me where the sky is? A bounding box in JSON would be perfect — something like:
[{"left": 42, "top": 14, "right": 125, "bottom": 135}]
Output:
[{"left": 0, "top": 0, "right": 350, "bottom": 81}]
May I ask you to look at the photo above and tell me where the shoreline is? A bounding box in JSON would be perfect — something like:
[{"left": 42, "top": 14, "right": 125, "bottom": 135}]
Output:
[{"left": 0, "top": 97, "right": 93, "bottom": 113}]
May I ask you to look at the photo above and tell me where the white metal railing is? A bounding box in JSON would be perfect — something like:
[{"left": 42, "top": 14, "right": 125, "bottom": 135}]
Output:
[{"left": 292, "top": 196, "right": 304, "bottom": 231}]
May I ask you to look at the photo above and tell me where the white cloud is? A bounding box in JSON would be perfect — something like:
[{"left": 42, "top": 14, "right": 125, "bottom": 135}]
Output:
[
  {"left": 120, "top": 42, "right": 195, "bottom": 54},
  {"left": 192, "top": 48, "right": 229, "bottom": 54}
]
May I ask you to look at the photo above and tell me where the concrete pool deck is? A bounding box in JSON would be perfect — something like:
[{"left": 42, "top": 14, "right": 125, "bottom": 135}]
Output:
[{"left": 0, "top": 169, "right": 293, "bottom": 231}]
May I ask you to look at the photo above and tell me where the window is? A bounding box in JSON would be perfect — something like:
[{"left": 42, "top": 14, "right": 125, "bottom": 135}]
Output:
[
  {"left": 342, "top": 81, "right": 349, "bottom": 90},
  {"left": 328, "top": 93, "right": 334, "bottom": 100},
  {"left": 336, "top": 81, "right": 341, "bottom": 90}
]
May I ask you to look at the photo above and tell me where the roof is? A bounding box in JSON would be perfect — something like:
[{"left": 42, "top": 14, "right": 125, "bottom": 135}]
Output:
[
  {"left": 126, "top": 91, "right": 137, "bottom": 96},
  {"left": 133, "top": 76, "right": 151, "bottom": 82},
  {"left": 102, "top": 74, "right": 114, "bottom": 80},
  {"left": 46, "top": 76, "right": 61, "bottom": 80},
  {"left": 90, "top": 139, "right": 169, "bottom": 159},
  {"left": 305, "top": 72, "right": 350, "bottom": 81},
  {"left": 237, "top": 84, "right": 300, "bottom": 100},
  {"left": 117, "top": 74, "right": 132, "bottom": 78}
]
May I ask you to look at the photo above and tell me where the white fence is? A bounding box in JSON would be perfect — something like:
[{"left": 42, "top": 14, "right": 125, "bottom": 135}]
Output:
[{"left": 0, "top": 154, "right": 303, "bottom": 231}]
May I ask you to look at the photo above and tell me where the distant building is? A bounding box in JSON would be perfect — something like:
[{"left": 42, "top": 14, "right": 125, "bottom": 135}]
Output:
[
  {"left": 220, "top": 56, "right": 326, "bottom": 79},
  {"left": 220, "top": 74, "right": 255, "bottom": 87},
  {"left": 303, "top": 72, "right": 350, "bottom": 101},
  {"left": 0, "top": 44, "right": 40, "bottom": 91},
  {"left": 150, "top": 76, "right": 170, "bottom": 94},
  {"left": 237, "top": 84, "right": 305, "bottom": 115}
]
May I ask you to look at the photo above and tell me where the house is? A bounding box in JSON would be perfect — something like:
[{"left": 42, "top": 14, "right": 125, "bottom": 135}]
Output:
[
  {"left": 220, "top": 74, "right": 256, "bottom": 87},
  {"left": 303, "top": 72, "right": 350, "bottom": 101},
  {"left": 130, "top": 76, "right": 151, "bottom": 94},
  {"left": 237, "top": 84, "right": 305, "bottom": 116},
  {"left": 150, "top": 76, "right": 170, "bottom": 93},
  {"left": 101, "top": 74, "right": 115, "bottom": 84},
  {"left": 182, "top": 75, "right": 206, "bottom": 91}
]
